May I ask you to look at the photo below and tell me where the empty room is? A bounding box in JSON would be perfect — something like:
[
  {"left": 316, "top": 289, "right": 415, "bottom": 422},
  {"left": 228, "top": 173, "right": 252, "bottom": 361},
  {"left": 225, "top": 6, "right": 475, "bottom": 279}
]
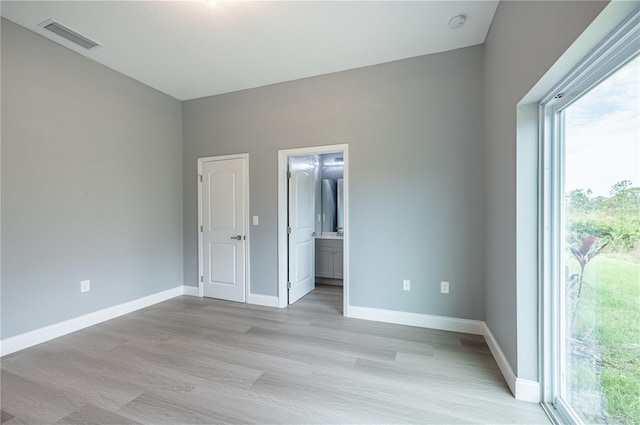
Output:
[{"left": 1, "top": 1, "right": 638, "bottom": 424}]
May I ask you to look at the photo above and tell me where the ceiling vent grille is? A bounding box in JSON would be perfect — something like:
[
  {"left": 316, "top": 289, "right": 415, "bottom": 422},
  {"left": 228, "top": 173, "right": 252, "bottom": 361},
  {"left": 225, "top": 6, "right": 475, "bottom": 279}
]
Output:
[{"left": 39, "top": 19, "right": 100, "bottom": 50}]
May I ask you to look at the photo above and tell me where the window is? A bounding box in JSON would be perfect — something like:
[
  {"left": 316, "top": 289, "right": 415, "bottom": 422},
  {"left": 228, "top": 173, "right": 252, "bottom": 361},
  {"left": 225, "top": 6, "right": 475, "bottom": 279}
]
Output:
[{"left": 541, "top": 12, "right": 639, "bottom": 425}]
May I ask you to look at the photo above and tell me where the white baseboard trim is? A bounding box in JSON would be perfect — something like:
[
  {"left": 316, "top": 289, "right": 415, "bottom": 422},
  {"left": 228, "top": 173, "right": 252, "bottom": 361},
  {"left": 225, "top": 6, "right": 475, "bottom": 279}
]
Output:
[
  {"left": 482, "top": 323, "right": 540, "bottom": 403},
  {"left": 346, "top": 305, "right": 540, "bottom": 403},
  {"left": 1, "top": 289, "right": 541, "bottom": 404},
  {"left": 515, "top": 378, "right": 541, "bottom": 403},
  {"left": 182, "top": 285, "right": 200, "bottom": 297},
  {"left": 482, "top": 323, "right": 518, "bottom": 395},
  {"left": 347, "top": 305, "right": 485, "bottom": 335},
  {"left": 248, "top": 293, "right": 279, "bottom": 308},
  {"left": 0, "top": 285, "right": 188, "bottom": 357}
]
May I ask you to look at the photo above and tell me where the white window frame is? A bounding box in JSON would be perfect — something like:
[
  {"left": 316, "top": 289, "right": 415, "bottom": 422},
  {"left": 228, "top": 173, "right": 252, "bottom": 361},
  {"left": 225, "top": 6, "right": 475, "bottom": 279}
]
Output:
[{"left": 539, "top": 10, "right": 639, "bottom": 424}]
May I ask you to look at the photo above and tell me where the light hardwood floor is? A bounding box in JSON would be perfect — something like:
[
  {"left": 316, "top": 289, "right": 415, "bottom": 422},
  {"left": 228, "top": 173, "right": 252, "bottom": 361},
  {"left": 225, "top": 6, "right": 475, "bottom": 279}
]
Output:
[{"left": 1, "top": 285, "right": 550, "bottom": 424}]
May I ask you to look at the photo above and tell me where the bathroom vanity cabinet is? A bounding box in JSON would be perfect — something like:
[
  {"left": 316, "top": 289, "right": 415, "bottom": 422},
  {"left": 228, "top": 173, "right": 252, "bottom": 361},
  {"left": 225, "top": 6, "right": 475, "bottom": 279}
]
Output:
[{"left": 315, "top": 238, "right": 343, "bottom": 280}]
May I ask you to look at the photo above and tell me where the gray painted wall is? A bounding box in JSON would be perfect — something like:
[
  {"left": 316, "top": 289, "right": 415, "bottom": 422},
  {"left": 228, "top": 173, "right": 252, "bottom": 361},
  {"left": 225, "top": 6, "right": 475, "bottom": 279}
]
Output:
[
  {"left": 483, "top": 1, "right": 607, "bottom": 380},
  {"left": 1, "top": 19, "right": 183, "bottom": 339},
  {"left": 183, "top": 45, "right": 486, "bottom": 320}
]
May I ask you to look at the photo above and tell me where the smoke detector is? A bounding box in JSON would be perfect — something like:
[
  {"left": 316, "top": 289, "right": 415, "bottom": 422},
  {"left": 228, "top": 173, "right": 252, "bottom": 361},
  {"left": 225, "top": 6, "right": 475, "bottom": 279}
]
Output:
[{"left": 448, "top": 14, "right": 467, "bottom": 30}]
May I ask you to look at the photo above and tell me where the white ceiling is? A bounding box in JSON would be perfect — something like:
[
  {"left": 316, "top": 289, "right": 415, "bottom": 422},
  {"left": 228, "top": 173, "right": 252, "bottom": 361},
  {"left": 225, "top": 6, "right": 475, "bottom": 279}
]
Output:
[{"left": 1, "top": 1, "right": 499, "bottom": 101}]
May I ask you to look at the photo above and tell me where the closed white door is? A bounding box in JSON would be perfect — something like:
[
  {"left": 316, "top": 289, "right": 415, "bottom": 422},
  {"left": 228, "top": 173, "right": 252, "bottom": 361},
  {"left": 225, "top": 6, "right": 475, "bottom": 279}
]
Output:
[
  {"left": 200, "top": 157, "right": 246, "bottom": 302},
  {"left": 288, "top": 157, "right": 315, "bottom": 304}
]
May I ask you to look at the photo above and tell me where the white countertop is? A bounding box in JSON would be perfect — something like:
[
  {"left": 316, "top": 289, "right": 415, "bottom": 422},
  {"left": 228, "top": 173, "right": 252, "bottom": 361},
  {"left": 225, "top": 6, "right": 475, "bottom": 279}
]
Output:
[{"left": 316, "top": 233, "right": 344, "bottom": 240}]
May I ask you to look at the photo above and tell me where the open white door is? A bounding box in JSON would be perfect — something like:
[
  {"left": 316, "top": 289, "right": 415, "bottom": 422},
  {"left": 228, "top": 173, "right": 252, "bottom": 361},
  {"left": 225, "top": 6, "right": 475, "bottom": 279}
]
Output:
[
  {"left": 287, "top": 157, "right": 316, "bottom": 304},
  {"left": 200, "top": 156, "right": 247, "bottom": 302},
  {"left": 278, "top": 144, "right": 348, "bottom": 312}
]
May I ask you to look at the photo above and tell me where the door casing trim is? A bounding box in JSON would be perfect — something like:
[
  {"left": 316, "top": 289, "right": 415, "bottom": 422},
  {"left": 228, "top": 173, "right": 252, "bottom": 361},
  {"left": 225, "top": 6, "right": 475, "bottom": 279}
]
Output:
[
  {"left": 197, "top": 153, "right": 250, "bottom": 300},
  {"left": 277, "top": 144, "right": 349, "bottom": 314}
]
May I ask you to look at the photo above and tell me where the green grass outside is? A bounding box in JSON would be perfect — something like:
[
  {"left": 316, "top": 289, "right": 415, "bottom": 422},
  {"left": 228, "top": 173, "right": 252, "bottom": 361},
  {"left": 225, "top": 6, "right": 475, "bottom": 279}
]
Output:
[{"left": 570, "top": 254, "right": 640, "bottom": 424}]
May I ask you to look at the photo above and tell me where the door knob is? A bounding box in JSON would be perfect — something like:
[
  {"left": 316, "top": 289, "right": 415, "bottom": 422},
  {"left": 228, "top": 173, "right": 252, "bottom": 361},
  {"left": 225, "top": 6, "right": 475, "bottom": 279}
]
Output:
[
  {"left": 230, "top": 235, "right": 242, "bottom": 240},
  {"left": 311, "top": 232, "right": 317, "bottom": 236}
]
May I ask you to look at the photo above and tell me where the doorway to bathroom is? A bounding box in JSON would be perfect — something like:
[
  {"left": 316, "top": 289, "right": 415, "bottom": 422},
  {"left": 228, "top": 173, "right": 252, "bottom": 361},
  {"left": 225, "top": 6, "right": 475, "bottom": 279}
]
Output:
[{"left": 277, "top": 144, "right": 349, "bottom": 316}]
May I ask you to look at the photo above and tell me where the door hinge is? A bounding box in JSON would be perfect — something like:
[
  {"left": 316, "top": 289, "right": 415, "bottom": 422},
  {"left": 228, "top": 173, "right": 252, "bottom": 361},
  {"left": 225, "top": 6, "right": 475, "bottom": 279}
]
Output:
[
  {"left": 200, "top": 276, "right": 203, "bottom": 283},
  {"left": 287, "top": 226, "right": 291, "bottom": 234},
  {"left": 200, "top": 225, "right": 203, "bottom": 232},
  {"left": 199, "top": 174, "right": 203, "bottom": 182},
  {"left": 287, "top": 171, "right": 292, "bottom": 179},
  {"left": 287, "top": 281, "right": 292, "bottom": 289}
]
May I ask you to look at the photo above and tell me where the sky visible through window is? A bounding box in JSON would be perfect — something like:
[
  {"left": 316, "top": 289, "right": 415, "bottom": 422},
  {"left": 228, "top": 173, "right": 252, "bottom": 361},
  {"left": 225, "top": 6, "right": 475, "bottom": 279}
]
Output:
[{"left": 565, "top": 55, "right": 640, "bottom": 197}]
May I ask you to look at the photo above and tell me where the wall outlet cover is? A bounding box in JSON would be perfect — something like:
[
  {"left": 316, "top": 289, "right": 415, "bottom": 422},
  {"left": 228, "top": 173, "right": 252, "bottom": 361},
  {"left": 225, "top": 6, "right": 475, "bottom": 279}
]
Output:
[
  {"left": 80, "top": 280, "right": 91, "bottom": 293},
  {"left": 440, "top": 281, "right": 449, "bottom": 294}
]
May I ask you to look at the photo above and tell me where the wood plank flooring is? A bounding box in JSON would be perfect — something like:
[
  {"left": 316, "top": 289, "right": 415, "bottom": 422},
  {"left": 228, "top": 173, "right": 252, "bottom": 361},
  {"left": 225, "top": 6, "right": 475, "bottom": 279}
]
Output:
[{"left": 1, "top": 285, "right": 550, "bottom": 424}]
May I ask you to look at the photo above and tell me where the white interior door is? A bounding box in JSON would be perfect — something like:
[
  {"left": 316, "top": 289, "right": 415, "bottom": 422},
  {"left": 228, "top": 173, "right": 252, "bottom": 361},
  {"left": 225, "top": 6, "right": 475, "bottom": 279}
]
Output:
[
  {"left": 201, "top": 157, "right": 246, "bottom": 302},
  {"left": 288, "top": 157, "right": 316, "bottom": 304}
]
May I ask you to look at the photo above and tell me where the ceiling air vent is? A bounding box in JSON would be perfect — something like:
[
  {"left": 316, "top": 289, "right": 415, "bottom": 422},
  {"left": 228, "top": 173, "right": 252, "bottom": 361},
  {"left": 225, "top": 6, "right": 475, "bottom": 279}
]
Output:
[{"left": 39, "top": 19, "right": 100, "bottom": 50}]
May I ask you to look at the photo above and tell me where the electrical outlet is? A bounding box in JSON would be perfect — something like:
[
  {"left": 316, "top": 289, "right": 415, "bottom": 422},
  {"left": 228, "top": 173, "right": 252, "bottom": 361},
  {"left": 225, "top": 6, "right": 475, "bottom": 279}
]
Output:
[
  {"left": 440, "top": 281, "right": 449, "bottom": 294},
  {"left": 403, "top": 280, "right": 410, "bottom": 291},
  {"left": 80, "top": 280, "right": 91, "bottom": 293}
]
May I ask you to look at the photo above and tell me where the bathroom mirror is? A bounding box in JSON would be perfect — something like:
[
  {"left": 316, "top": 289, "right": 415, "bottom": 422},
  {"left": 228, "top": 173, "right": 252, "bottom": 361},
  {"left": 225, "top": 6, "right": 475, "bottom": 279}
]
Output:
[{"left": 322, "top": 178, "right": 344, "bottom": 234}]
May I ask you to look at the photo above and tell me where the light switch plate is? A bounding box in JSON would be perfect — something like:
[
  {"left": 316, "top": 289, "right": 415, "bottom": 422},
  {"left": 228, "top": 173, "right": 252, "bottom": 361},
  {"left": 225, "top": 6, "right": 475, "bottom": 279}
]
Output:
[
  {"left": 252, "top": 216, "right": 259, "bottom": 226},
  {"left": 403, "top": 280, "right": 410, "bottom": 291}
]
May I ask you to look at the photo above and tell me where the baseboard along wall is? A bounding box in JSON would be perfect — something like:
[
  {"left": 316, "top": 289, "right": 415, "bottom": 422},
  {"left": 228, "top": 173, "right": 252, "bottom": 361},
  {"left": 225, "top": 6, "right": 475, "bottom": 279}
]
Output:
[
  {"left": 182, "top": 285, "right": 200, "bottom": 297},
  {"left": 348, "top": 305, "right": 486, "bottom": 335},
  {"left": 1, "top": 289, "right": 541, "bottom": 403},
  {"left": 1, "top": 286, "right": 280, "bottom": 356},
  {"left": 347, "top": 305, "right": 541, "bottom": 403},
  {"left": 247, "top": 293, "right": 280, "bottom": 307},
  {"left": 482, "top": 323, "right": 540, "bottom": 402},
  {"left": 0, "top": 285, "right": 190, "bottom": 356}
]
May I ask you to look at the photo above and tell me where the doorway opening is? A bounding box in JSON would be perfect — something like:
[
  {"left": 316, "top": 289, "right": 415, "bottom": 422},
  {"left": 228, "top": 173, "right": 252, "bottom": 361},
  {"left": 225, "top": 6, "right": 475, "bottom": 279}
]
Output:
[{"left": 277, "top": 144, "right": 349, "bottom": 316}]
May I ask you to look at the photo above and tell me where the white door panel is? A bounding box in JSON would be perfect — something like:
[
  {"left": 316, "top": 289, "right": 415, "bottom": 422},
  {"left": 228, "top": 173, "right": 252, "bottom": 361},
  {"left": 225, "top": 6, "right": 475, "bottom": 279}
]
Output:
[
  {"left": 209, "top": 243, "right": 236, "bottom": 284},
  {"left": 208, "top": 169, "right": 236, "bottom": 230},
  {"left": 201, "top": 157, "right": 246, "bottom": 302},
  {"left": 288, "top": 157, "right": 316, "bottom": 304},
  {"left": 295, "top": 240, "right": 312, "bottom": 281}
]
